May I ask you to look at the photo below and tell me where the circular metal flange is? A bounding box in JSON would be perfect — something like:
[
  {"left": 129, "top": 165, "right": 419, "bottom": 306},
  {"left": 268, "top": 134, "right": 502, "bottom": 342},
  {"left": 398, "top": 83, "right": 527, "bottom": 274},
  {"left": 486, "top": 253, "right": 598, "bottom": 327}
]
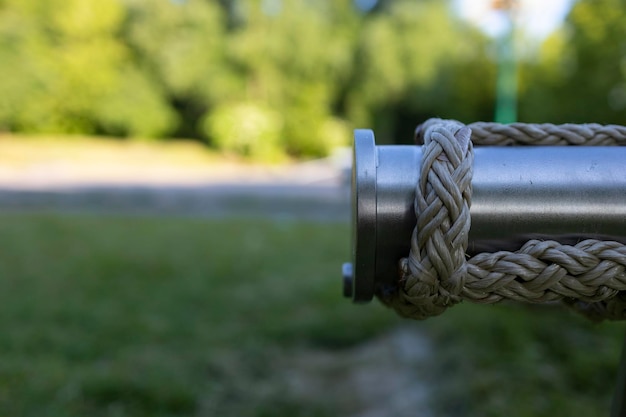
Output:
[{"left": 349, "top": 129, "right": 377, "bottom": 302}]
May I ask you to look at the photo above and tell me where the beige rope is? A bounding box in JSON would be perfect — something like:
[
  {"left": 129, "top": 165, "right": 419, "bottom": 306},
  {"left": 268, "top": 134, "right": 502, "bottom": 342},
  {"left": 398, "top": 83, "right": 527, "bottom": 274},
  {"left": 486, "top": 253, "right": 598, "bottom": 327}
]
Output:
[
  {"left": 417, "top": 122, "right": 626, "bottom": 146},
  {"left": 384, "top": 118, "right": 626, "bottom": 320}
]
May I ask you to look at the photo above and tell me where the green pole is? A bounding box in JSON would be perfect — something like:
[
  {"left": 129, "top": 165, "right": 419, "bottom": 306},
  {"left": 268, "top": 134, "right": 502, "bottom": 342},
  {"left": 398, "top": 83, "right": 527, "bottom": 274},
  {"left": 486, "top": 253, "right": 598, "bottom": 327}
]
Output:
[{"left": 494, "top": 18, "right": 517, "bottom": 123}]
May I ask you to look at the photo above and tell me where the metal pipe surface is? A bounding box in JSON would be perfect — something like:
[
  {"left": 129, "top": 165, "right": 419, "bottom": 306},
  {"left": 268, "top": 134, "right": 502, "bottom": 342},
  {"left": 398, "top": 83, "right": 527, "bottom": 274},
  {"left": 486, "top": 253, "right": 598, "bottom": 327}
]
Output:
[{"left": 344, "top": 130, "right": 626, "bottom": 302}]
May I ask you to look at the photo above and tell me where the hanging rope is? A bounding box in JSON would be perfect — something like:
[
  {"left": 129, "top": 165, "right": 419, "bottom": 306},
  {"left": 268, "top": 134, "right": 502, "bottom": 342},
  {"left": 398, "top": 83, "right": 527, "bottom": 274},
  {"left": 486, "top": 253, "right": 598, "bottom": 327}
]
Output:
[{"left": 381, "top": 118, "right": 626, "bottom": 321}]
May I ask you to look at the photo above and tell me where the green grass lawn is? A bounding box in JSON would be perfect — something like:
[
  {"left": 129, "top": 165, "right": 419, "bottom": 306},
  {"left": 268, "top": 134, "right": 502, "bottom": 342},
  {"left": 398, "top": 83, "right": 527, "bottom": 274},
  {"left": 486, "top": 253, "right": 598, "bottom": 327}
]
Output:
[{"left": 0, "top": 214, "right": 623, "bottom": 416}]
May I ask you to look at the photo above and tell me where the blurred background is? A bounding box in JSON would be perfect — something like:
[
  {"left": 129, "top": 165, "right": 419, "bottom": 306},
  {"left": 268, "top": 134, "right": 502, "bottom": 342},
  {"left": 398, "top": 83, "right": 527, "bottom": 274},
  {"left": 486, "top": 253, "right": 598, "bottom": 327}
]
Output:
[{"left": 0, "top": 0, "right": 625, "bottom": 416}]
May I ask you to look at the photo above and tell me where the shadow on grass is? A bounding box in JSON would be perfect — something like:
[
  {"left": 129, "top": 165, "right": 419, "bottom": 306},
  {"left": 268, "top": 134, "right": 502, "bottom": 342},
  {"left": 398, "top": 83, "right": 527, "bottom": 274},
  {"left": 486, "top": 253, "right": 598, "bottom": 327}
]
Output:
[{"left": 0, "top": 214, "right": 622, "bottom": 416}]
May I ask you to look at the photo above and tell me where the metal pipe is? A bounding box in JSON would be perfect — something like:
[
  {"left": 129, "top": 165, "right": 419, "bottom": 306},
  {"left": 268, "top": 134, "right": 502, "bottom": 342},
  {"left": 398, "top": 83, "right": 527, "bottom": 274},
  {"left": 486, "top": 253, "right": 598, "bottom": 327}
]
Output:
[{"left": 344, "top": 129, "right": 626, "bottom": 302}]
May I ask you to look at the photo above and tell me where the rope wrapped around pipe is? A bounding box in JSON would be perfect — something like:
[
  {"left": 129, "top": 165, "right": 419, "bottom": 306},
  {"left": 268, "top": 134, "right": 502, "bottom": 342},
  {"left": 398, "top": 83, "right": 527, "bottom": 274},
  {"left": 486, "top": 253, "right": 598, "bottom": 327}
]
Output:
[{"left": 381, "top": 118, "right": 626, "bottom": 321}]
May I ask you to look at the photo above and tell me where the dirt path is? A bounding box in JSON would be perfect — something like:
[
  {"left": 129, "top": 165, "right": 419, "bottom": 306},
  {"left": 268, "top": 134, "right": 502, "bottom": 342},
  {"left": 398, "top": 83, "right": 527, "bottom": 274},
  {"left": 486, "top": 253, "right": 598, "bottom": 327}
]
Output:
[
  {"left": 283, "top": 326, "right": 434, "bottom": 417},
  {"left": 0, "top": 155, "right": 350, "bottom": 220}
]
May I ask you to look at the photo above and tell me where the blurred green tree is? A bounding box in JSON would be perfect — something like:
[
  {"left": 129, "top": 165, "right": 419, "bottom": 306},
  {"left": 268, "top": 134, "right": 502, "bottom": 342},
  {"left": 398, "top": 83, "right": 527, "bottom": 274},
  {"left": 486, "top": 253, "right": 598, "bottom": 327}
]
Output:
[
  {"left": 520, "top": 0, "right": 626, "bottom": 124},
  {"left": 203, "top": 101, "right": 284, "bottom": 160},
  {"left": 203, "top": 0, "right": 358, "bottom": 157},
  {"left": 122, "top": 0, "right": 228, "bottom": 138},
  {"left": 0, "top": 0, "right": 177, "bottom": 137},
  {"left": 10, "top": 0, "right": 622, "bottom": 158},
  {"left": 346, "top": 0, "right": 495, "bottom": 143}
]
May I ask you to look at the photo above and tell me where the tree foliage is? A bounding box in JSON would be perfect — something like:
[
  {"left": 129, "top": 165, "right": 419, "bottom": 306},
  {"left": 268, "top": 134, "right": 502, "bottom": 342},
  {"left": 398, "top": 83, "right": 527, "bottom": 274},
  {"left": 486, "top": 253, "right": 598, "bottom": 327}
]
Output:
[
  {"left": 521, "top": 0, "right": 626, "bottom": 124},
  {"left": 0, "top": 0, "right": 177, "bottom": 136},
  {"left": 0, "top": 0, "right": 624, "bottom": 158}
]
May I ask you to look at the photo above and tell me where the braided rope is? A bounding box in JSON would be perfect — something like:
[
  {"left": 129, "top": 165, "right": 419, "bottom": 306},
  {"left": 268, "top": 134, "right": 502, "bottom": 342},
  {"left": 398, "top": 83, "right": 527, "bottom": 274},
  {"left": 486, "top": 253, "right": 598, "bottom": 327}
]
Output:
[
  {"left": 417, "top": 122, "right": 626, "bottom": 146},
  {"left": 384, "top": 118, "right": 626, "bottom": 320}
]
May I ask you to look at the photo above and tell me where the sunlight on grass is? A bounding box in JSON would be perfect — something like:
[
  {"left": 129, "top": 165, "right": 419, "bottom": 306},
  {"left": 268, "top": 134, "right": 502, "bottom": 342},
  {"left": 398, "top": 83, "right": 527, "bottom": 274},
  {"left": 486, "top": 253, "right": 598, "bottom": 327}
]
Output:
[{"left": 0, "top": 134, "right": 228, "bottom": 168}]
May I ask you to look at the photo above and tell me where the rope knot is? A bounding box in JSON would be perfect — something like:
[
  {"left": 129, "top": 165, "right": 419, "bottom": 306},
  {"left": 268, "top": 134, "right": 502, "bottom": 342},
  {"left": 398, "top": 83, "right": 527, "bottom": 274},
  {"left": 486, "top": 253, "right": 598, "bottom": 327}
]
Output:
[
  {"left": 381, "top": 118, "right": 626, "bottom": 321},
  {"left": 388, "top": 119, "right": 474, "bottom": 319}
]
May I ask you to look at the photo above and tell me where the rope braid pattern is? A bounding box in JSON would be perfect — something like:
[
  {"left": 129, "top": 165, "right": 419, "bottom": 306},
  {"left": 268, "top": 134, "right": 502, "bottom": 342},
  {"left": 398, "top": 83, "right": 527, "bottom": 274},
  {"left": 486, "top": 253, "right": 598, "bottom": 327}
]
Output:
[
  {"left": 416, "top": 122, "right": 626, "bottom": 146},
  {"left": 381, "top": 118, "right": 626, "bottom": 321}
]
